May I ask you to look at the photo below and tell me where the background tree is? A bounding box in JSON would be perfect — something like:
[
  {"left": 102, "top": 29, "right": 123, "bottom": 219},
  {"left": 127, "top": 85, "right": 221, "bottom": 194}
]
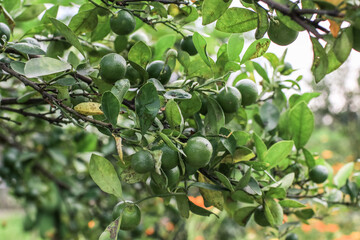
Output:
[{"left": 0, "top": 0, "right": 359, "bottom": 239}]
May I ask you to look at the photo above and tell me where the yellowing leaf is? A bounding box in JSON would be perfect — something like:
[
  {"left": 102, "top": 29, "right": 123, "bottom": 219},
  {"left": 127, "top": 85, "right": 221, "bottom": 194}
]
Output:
[
  {"left": 198, "top": 173, "right": 224, "bottom": 210},
  {"left": 222, "top": 147, "right": 255, "bottom": 163},
  {"left": 74, "top": 102, "right": 103, "bottom": 115},
  {"left": 113, "top": 135, "right": 123, "bottom": 164},
  {"left": 329, "top": 19, "right": 341, "bottom": 38}
]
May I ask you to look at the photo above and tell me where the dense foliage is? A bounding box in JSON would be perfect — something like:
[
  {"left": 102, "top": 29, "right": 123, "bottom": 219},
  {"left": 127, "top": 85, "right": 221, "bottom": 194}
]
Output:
[{"left": 0, "top": 0, "right": 359, "bottom": 239}]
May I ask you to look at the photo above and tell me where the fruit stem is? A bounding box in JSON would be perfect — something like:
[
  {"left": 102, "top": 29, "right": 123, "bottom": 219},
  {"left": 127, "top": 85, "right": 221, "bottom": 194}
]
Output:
[{"left": 134, "top": 192, "right": 187, "bottom": 204}]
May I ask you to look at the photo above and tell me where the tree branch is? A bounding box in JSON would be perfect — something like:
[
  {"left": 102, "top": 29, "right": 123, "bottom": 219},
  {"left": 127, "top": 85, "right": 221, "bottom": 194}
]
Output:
[
  {"left": 0, "top": 97, "right": 46, "bottom": 105},
  {"left": 0, "top": 62, "right": 113, "bottom": 130}
]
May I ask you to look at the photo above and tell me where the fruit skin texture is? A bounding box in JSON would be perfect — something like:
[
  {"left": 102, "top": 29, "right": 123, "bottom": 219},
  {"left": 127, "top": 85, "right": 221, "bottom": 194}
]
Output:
[
  {"left": 254, "top": 207, "right": 270, "bottom": 227},
  {"left": 0, "top": 23, "right": 10, "bottom": 44},
  {"left": 164, "top": 166, "right": 180, "bottom": 188},
  {"left": 180, "top": 36, "right": 197, "bottom": 56},
  {"left": 216, "top": 86, "right": 242, "bottom": 113},
  {"left": 110, "top": 10, "right": 136, "bottom": 35},
  {"left": 152, "top": 144, "right": 179, "bottom": 170},
  {"left": 131, "top": 150, "right": 155, "bottom": 174},
  {"left": 268, "top": 18, "right": 299, "bottom": 46},
  {"left": 235, "top": 79, "right": 258, "bottom": 106},
  {"left": 285, "top": 233, "right": 299, "bottom": 240},
  {"left": 99, "top": 53, "right": 127, "bottom": 84},
  {"left": 146, "top": 61, "right": 172, "bottom": 85},
  {"left": 184, "top": 136, "right": 213, "bottom": 168},
  {"left": 309, "top": 165, "right": 329, "bottom": 183},
  {"left": 112, "top": 202, "right": 141, "bottom": 230}
]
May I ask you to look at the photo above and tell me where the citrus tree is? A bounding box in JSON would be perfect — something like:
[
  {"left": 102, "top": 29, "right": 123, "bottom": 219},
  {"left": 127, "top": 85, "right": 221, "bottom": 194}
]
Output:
[{"left": 0, "top": 0, "right": 359, "bottom": 239}]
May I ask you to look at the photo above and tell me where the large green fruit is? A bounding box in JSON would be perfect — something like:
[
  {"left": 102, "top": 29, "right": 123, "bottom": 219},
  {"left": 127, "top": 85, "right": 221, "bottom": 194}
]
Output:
[
  {"left": 0, "top": 23, "right": 11, "bottom": 44},
  {"left": 110, "top": 10, "right": 136, "bottom": 35},
  {"left": 268, "top": 18, "right": 299, "bottom": 46},
  {"left": 112, "top": 202, "right": 141, "bottom": 230},
  {"left": 131, "top": 150, "right": 155, "bottom": 174},
  {"left": 235, "top": 79, "right": 258, "bottom": 106},
  {"left": 184, "top": 136, "right": 213, "bottom": 168},
  {"left": 309, "top": 165, "right": 328, "bottom": 183},
  {"left": 99, "top": 53, "right": 127, "bottom": 84},
  {"left": 180, "top": 36, "right": 197, "bottom": 56},
  {"left": 146, "top": 60, "right": 172, "bottom": 85},
  {"left": 153, "top": 144, "right": 179, "bottom": 170},
  {"left": 216, "top": 86, "right": 242, "bottom": 113}
]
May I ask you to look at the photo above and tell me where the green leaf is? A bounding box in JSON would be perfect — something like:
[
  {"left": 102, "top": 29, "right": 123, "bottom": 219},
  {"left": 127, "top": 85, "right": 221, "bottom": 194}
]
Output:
[
  {"left": 175, "top": 189, "right": 190, "bottom": 218},
  {"left": 333, "top": 27, "right": 353, "bottom": 63},
  {"left": 279, "top": 199, "right": 306, "bottom": 208},
  {"left": 241, "top": 38, "right": 270, "bottom": 64},
  {"left": 334, "top": 162, "right": 354, "bottom": 187},
  {"left": 128, "top": 41, "right": 152, "bottom": 68},
  {"left": 303, "top": 148, "right": 316, "bottom": 169},
  {"left": 165, "top": 99, "right": 183, "bottom": 129},
  {"left": 8, "top": 42, "right": 46, "bottom": 55},
  {"left": 177, "top": 51, "right": 190, "bottom": 72},
  {"left": 289, "top": 101, "right": 314, "bottom": 149},
  {"left": 24, "top": 57, "right": 71, "bottom": 78},
  {"left": 135, "top": 82, "right": 161, "bottom": 135},
  {"left": 178, "top": 92, "right": 202, "bottom": 119},
  {"left": 91, "top": 15, "right": 111, "bottom": 42},
  {"left": 289, "top": 92, "right": 320, "bottom": 108},
  {"left": 204, "top": 97, "right": 225, "bottom": 135},
  {"left": 220, "top": 127, "right": 237, "bottom": 156},
  {"left": 253, "top": 132, "right": 267, "bottom": 161},
  {"left": 215, "top": 8, "right": 257, "bottom": 33},
  {"left": 264, "top": 141, "right": 293, "bottom": 169},
  {"left": 50, "top": 17, "right": 85, "bottom": 57},
  {"left": 215, "top": 171, "right": 234, "bottom": 191},
  {"left": 233, "top": 207, "right": 256, "bottom": 226},
  {"left": 193, "top": 32, "right": 211, "bottom": 67},
  {"left": 41, "top": 5, "right": 59, "bottom": 24},
  {"left": 231, "top": 190, "right": 254, "bottom": 203},
  {"left": 236, "top": 167, "right": 252, "bottom": 189},
  {"left": 89, "top": 154, "right": 122, "bottom": 198},
  {"left": 311, "top": 37, "right": 328, "bottom": 83},
  {"left": 266, "top": 187, "right": 286, "bottom": 199},
  {"left": 189, "top": 201, "right": 217, "bottom": 217},
  {"left": 189, "top": 182, "right": 228, "bottom": 192},
  {"left": 15, "top": 4, "right": 46, "bottom": 22},
  {"left": 154, "top": 34, "right": 176, "bottom": 60},
  {"left": 111, "top": 79, "right": 130, "bottom": 104},
  {"left": 247, "top": 177, "right": 262, "bottom": 195},
  {"left": 231, "top": 147, "right": 256, "bottom": 163},
  {"left": 276, "top": 9, "right": 304, "bottom": 31},
  {"left": 10, "top": 61, "right": 25, "bottom": 75},
  {"left": 260, "top": 102, "right": 280, "bottom": 131},
  {"left": 264, "top": 197, "right": 283, "bottom": 227},
  {"left": 254, "top": 2, "right": 269, "bottom": 39},
  {"left": 294, "top": 208, "right": 314, "bottom": 220},
  {"left": 69, "top": 8, "right": 98, "bottom": 34},
  {"left": 253, "top": 62, "right": 270, "bottom": 82},
  {"left": 233, "top": 131, "right": 250, "bottom": 146},
  {"left": 227, "top": 34, "right": 244, "bottom": 62},
  {"left": 202, "top": 0, "right": 232, "bottom": 25},
  {"left": 101, "top": 91, "right": 120, "bottom": 126}
]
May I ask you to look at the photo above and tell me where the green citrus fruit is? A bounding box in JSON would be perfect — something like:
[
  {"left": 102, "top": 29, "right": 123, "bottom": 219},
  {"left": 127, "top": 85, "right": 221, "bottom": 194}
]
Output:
[
  {"left": 0, "top": 23, "right": 11, "bottom": 44},
  {"left": 114, "top": 35, "right": 128, "bottom": 53},
  {"left": 99, "top": 53, "right": 127, "bottom": 84},
  {"left": 125, "top": 64, "right": 142, "bottom": 86},
  {"left": 180, "top": 36, "right": 197, "bottom": 56},
  {"left": 146, "top": 60, "right": 172, "bottom": 85},
  {"left": 184, "top": 136, "right": 213, "bottom": 168},
  {"left": 216, "top": 86, "right": 242, "bottom": 113},
  {"left": 164, "top": 166, "right": 180, "bottom": 188},
  {"left": 309, "top": 165, "right": 329, "bottom": 183},
  {"left": 153, "top": 144, "right": 179, "bottom": 170},
  {"left": 235, "top": 79, "right": 258, "bottom": 106},
  {"left": 168, "top": 4, "right": 181, "bottom": 17},
  {"left": 110, "top": 10, "right": 136, "bottom": 35},
  {"left": 254, "top": 207, "right": 270, "bottom": 227},
  {"left": 268, "top": 18, "right": 299, "bottom": 46},
  {"left": 112, "top": 201, "right": 141, "bottom": 230},
  {"left": 131, "top": 150, "right": 155, "bottom": 174},
  {"left": 353, "top": 27, "right": 360, "bottom": 52},
  {"left": 285, "top": 233, "right": 299, "bottom": 240}
]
